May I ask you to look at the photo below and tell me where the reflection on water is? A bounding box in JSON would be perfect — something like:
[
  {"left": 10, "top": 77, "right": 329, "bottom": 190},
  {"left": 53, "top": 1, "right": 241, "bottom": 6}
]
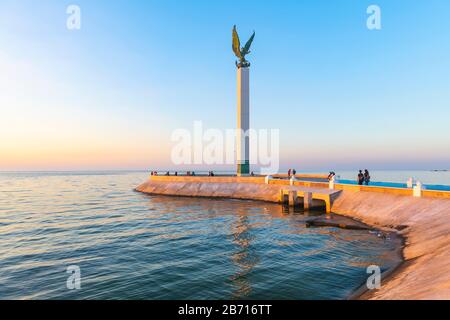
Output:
[
  {"left": 230, "top": 213, "right": 258, "bottom": 299},
  {"left": 0, "top": 171, "right": 401, "bottom": 300}
]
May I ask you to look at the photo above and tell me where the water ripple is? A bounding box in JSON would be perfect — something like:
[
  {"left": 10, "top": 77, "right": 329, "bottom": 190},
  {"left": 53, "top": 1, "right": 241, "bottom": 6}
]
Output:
[{"left": 0, "top": 171, "right": 400, "bottom": 300}]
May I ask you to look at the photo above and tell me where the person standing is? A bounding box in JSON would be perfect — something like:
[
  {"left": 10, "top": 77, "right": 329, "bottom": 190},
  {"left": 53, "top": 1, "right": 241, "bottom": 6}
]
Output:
[
  {"left": 364, "top": 169, "right": 371, "bottom": 185},
  {"left": 328, "top": 171, "right": 336, "bottom": 181},
  {"left": 288, "top": 169, "right": 292, "bottom": 178},
  {"left": 357, "top": 170, "right": 364, "bottom": 185}
]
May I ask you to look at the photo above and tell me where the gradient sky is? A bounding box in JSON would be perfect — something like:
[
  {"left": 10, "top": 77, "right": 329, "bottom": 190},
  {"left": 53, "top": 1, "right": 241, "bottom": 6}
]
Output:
[{"left": 1, "top": 0, "right": 449, "bottom": 171}]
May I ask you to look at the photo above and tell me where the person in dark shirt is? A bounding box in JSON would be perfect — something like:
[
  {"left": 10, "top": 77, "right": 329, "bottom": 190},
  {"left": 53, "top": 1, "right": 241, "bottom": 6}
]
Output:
[
  {"left": 328, "top": 171, "right": 336, "bottom": 181},
  {"left": 357, "top": 170, "right": 364, "bottom": 185},
  {"left": 364, "top": 169, "right": 371, "bottom": 185}
]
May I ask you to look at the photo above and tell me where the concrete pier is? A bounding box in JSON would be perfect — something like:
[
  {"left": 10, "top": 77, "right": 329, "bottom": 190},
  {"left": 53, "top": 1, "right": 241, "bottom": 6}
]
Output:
[
  {"left": 333, "top": 190, "right": 450, "bottom": 300},
  {"left": 279, "top": 188, "right": 339, "bottom": 213},
  {"left": 137, "top": 176, "right": 341, "bottom": 212}
]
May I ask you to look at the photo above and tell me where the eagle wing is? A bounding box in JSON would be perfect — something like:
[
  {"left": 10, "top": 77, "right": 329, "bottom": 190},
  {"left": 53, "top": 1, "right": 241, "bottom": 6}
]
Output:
[
  {"left": 232, "top": 25, "right": 242, "bottom": 59},
  {"left": 242, "top": 31, "right": 255, "bottom": 56}
]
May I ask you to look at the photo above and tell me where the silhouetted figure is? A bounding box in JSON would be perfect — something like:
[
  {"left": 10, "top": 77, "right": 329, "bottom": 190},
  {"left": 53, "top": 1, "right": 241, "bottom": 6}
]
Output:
[
  {"left": 328, "top": 171, "right": 336, "bottom": 181},
  {"left": 175, "top": 172, "right": 178, "bottom": 176},
  {"left": 357, "top": 170, "right": 364, "bottom": 185},
  {"left": 251, "top": 171, "right": 255, "bottom": 176},
  {"left": 192, "top": 171, "right": 196, "bottom": 176},
  {"left": 165, "top": 171, "right": 170, "bottom": 176},
  {"left": 292, "top": 169, "right": 297, "bottom": 176},
  {"left": 364, "top": 169, "right": 371, "bottom": 185},
  {"left": 288, "top": 169, "right": 292, "bottom": 178}
]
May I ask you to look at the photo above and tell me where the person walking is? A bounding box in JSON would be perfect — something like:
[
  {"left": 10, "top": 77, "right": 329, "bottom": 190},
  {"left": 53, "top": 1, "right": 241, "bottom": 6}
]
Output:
[
  {"left": 364, "top": 169, "right": 371, "bottom": 185},
  {"left": 357, "top": 170, "right": 364, "bottom": 185}
]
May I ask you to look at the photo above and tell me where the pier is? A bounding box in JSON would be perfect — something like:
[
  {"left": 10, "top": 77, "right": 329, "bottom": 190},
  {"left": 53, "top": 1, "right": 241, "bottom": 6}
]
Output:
[
  {"left": 137, "top": 175, "right": 342, "bottom": 212},
  {"left": 278, "top": 187, "right": 341, "bottom": 213}
]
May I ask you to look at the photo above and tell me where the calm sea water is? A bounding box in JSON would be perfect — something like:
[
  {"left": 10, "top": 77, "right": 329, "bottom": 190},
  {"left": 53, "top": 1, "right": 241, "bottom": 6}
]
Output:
[{"left": 0, "top": 171, "right": 400, "bottom": 300}]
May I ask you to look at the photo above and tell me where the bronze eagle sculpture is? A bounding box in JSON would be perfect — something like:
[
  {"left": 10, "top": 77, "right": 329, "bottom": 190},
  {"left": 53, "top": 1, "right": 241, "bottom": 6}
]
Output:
[{"left": 232, "top": 25, "right": 255, "bottom": 68}]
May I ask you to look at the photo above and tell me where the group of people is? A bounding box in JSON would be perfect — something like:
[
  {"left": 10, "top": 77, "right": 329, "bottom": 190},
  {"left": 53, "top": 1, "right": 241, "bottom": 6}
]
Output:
[
  {"left": 152, "top": 169, "right": 372, "bottom": 186},
  {"left": 151, "top": 171, "right": 210, "bottom": 177},
  {"left": 164, "top": 171, "right": 178, "bottom": 176},
  {"left": 357, "top": 169, "right": 371, "bottom": 185},
  {"left": 150, "top": 170, "right": 256, "bottom": 177},
  {"left": 287, "top": 169, "right": 297, "bottom": 178}
]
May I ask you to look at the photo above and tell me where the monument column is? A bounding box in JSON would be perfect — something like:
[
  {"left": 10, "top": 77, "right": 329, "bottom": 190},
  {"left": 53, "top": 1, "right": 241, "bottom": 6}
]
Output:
[
  {"left": 237, "top": 66, "right": 250, "bottom": 176},
  {"left": 232, "top": 25, "right": 254, "bottom": 176}
]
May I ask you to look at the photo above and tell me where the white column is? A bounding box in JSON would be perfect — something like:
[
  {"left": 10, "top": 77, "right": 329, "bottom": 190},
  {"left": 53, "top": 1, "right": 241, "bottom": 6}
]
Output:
[
  {"left": 413, "top": 181, "right": 425, "bottom": 197},
  {"left": 237, "top": 67, "right": 250, "bottom": 175},
  {"left": 290, "top": 176, "right": 297, "bottom": 186},
  {"left": 265, "top": 175, "right": 273, "bottom": 184},
  {"left": 329, "top": 176, "right": 335, "bottom": 190}
]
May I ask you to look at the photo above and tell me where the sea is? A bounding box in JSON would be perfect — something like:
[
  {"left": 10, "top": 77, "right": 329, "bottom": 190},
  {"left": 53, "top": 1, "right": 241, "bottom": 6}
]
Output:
[{"left": 0, "top": 170, "right": 420, "bottom": 300}]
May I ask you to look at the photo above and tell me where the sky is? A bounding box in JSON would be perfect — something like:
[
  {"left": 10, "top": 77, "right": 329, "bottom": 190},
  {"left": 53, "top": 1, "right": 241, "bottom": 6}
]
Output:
[{"left": 1, "top": 0, "right": 449, "bottom": 171}]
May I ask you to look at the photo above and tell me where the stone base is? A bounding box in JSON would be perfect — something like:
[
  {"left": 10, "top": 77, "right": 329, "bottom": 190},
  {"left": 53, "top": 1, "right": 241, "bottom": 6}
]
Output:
[{"left": 237, "top": 161, "right": 250, "bottom": 176}]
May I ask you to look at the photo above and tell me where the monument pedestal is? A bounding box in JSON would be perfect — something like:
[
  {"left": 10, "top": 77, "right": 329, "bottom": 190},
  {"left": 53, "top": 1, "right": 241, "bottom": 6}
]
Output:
[{"left": 237, "top": 161, "right": 250, "bottom": 176}]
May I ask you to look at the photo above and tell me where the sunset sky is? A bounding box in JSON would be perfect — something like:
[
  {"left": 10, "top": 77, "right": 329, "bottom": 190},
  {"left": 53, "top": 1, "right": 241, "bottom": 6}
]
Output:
[{"left": 1, "top": 0, "right": 449, "bottom": 171}]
